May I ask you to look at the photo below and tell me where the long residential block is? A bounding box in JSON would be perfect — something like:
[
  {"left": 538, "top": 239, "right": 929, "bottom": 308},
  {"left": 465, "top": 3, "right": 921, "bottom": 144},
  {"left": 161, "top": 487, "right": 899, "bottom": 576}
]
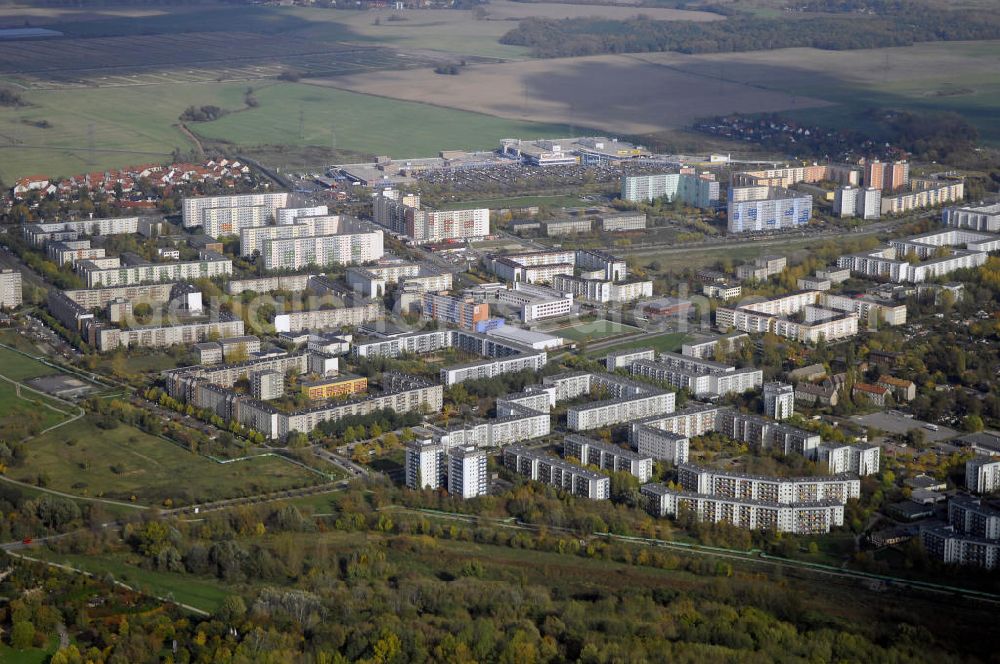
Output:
[{"left": 503, "top": 445, "right": 610, "bottom": 500}]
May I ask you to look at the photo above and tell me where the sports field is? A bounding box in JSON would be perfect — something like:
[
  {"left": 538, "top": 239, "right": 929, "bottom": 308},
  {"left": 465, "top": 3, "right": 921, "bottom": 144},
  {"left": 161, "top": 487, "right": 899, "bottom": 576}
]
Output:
[
  {"left": 547, "top": 319, "right": 641, "bottom": 342},
  {"left": 12, "top": 417, "right": 323, "bottom": 506},
  {"left": 589, "top": 331, "right": 689, "bottom": 357},
  {"left": 0, "top": 343, "right": 67, "bottom": 382}
]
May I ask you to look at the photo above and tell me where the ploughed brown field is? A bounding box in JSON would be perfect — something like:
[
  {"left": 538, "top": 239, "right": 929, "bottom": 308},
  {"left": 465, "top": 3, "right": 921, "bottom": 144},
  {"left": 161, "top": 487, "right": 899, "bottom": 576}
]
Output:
[{"left": 313, "top": 54, "right": 832, "bottom": 136}]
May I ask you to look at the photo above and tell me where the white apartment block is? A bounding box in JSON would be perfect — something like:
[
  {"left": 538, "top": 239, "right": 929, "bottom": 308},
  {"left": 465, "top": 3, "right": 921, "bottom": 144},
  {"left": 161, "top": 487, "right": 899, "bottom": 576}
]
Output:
[
  {"left": 563, "top": 434, "right": 654, "bottom": 482},
  {"left": 76, "top": 252, "right": 232, "bottom": 288},
  {"left": 568, "top": 390, "right": 675, "bottom": 431},
  {"left": 262, "top": 228, "right": 384, "bottom": 270},
  {"left": 277, "top": 205, "right": 328, "bottom": 225},
  {"left": 816, "top": 443, "right": 880, "bottom": 477},
  {"left": 182, "top": 193, "right": 289, "bottom": 228},
  {"left": 635, "top": 402, "right": 720, "bottom": 439},
  {"left": 632, "top": 425, "right": 689, "bottom": 464},
  {"left": 966, "top": 457, "right": 1000, "bottom": 494},
  {"left": 46, "top": 240, "right": 106, "bottom": 266},
  {"left": 496, "top": 282, "right": 573, "bottom": 322},
  {"left": 641, "top": 484, "right": 845, "bottom": 534},
  {"left": 23, "top": 217, "right": 140, "bottom": 246},
  {"left": 834, "top": 186, "right": 881, "bottom": 220},
  {"left": 822, "top": 293, "right": 907, "bottom": 326},
  {"left": 732, "top": 164, "right": 860, "bottom": 189},
  {"left": 447, "top": 446, "right": 489, "bottom": 498},
  {"left": 239, "top": 214, "right": 345, "bottom": 256},
  {"left": 606, "top": 348, "right": 655, "bottom": 370},
  {"left": 620, "top": 172, "right": 720, "bottom": 208},
  {"left": 90, "top": 318, "right": 244, "bottom": 352},
  {"left": 551, "top": 274, "right": 651, "bottom": 303},
  {"left": 373, "top": 190, "right": 489, "bottom": 243},
  {"left": 503, "top": 445, "right": 610, "bottom": 500},
  {"left": 681, "top": 333, "right": 748, "bottom": 359},
  {"left": 678, "top": 463, "right": 860, "bottom": 504},
  {"left": 0, "top": 269, "right": 22, "bottom": 309},
  {"left": 201, "top": 205, "right": 270, "bottom": 238},
  {"left": 630, "top": 354, "right": 763, "bottom": 398},
  {"left": 944, "top": 201, "right": 1000, "bottom": 232},
  {"left": 225, "top": 275, "right": 314, "bottom": 295},
  {"left": 406, "top": 439, "right": 446, "bottom": 490},
  {"left": 272, "top": 302, "right": 382, "bottom": 333},
  {"left": 921, "top": 528, "right": 1000, "bottom": 570},
  {"left": 727, "top": 187, "right": 812, "bottom": 233},
  {"left": 839, "top": 229, "right": 993, "bottom": 283},
  {"left": 763, "top": 382, "right": 795, "bottom": 420},
  {"left": 716, "top": 291, "right": 859, "bottom": 342},
  {"left": 881, "top": 180, "right": 964, "bottom": 215}
]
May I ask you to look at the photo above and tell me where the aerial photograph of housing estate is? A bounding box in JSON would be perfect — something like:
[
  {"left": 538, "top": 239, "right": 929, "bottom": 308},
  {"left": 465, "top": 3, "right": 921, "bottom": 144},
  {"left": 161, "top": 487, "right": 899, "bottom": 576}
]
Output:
[{"left": 1, "top": 0, "right": 1000, "bottom": 660}]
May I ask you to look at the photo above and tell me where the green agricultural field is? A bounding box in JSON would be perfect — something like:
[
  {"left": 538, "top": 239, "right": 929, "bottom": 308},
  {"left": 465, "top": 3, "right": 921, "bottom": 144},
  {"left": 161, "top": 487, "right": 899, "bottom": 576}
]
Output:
[
  {"left": 12, "top": 417, "right": 323, "bottom": 506},
  {"left": 0, "top": 82, "right": 248, "bottom": 182},
  {"left": 193, "top": 82, "right": 576, "bottom": 159},
  {"left": 548, "top": 319, "right": 641, "bottom": 342}
]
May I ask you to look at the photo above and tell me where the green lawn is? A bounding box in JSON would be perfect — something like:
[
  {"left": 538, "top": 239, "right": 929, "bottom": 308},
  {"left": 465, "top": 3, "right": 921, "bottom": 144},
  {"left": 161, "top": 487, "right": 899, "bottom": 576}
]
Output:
[
  {"left": 0, "top": 344, "right": 64, "bottom": 382},
  {"left": 13, "top": 417, "right": 322, "bottom": 506},
  {"left": 194, "top": 82, "right": 576, "bottom": 159},
  {"left": 0, "top": 380, "right": 71, "bottom": 440},
  {"left": 589, "top": 331, "right": 689, "bottom": 357},
  {"left": 547, "top": 319, "right": 641, "bottom": 342},
  {"left": 0, "top": 636, "right": 59, "bottom": 664},
  {"left": 30, "top": 549, "right": 229, "bottom": 614}
]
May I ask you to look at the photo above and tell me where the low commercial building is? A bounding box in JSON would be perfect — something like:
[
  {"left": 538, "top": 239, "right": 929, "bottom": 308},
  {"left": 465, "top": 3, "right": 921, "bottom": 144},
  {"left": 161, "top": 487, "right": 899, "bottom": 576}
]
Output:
[
  {"left": 496, "top": 282, "right": 573, "bottom": 323},
  {"left": 544, "top": 218, "right": 592, "bottom": 236},
  {"left": 703, "top": 282, "right": 742, "bottom": 300},
  {"left": 600, "top": 212, "right": 647, "bottom": 232},
  {"left": 563, "top": 434, "right": 654, "bottom": 482},
  {"left": 300, "top": 374, "right": 367, "bottom": 399},
  {"left": 640, "top": 484, "right": 845, "bottom": 534},
  {"left": 503, "top": 445, "right": 610, "bottom": 500},
  {"left": 640, "top": 297, "right": 693, "bottom": 320}
]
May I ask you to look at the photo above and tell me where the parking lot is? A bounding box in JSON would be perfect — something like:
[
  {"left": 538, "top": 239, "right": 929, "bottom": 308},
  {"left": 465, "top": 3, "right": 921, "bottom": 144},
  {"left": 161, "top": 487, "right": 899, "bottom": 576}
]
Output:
[{"left": 851, "top": 411, "right": 959, "bottom": 443}]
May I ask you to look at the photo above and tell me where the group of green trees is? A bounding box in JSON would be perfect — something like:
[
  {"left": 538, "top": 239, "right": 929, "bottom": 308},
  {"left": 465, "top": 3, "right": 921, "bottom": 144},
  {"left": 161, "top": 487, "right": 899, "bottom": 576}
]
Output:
[
  {"left": 501, "top": 8, "right": 1000, "bottom": 58},
  {"left": 5, "top": 473, "right": 994, "bottom": 663}
]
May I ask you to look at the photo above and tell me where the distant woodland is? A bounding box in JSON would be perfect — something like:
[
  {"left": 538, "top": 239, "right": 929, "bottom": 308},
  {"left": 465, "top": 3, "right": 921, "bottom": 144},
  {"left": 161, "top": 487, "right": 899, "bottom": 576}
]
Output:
[{"left": 500, "top": 10, "right": 1000, "bottom": 57}]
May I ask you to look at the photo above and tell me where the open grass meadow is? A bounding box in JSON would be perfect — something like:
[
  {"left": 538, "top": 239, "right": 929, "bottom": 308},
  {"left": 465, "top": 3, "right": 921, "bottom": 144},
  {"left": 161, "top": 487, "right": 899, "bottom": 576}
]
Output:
[
  {"left": 0, "top": 342, "right": 65, "bottom": 382},
  {"left": 193, "top": 82, "right": 577, "bottom": 159},
  {"left": 0, "top": 380, "right": 72, "bottom": 441},
  {"left": 12, "top": 417, "right": 322, "bottom": 506},
  {"left": 0, "top": 79, "right": 575, "bottom": 181},
  {"left": 28, "top": 549, "right": 231, "bottom": 614},
  {"left": 588, "top": 331, "right": 690, "bottom": 357}
]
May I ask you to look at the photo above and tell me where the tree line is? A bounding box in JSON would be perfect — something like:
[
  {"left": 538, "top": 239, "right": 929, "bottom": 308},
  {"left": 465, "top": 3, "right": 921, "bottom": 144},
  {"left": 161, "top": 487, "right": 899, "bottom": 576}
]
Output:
[{"left": 500, "top": 10, "right": 1000, "bottom": 58}]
